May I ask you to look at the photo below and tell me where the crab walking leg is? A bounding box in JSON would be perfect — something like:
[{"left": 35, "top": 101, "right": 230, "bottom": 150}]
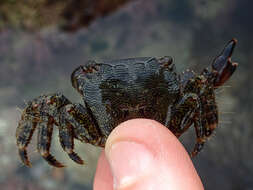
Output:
[
  {"left": 168, "top": 93, "right": 200, "bottom": 136},
  {"left": 57, "top": 103, "right": 102, "bottom": 164},
  {"left": 59, "top": 113, "right": 84, "bottom": 164},
  {"left": 37, "top": 118, "right": 64, "bottom": 167},
  {"left": 61, "top": 104, "right": 103, "bottom": 145},
  {"left": 190, "top": 115, "right": 206, "bottom": 157},
  {"left": 16, "top": 119, "right": 37, "bottom": 167},
  {"left": 168, "top": 93, "right": 207, "bottom": 157}
]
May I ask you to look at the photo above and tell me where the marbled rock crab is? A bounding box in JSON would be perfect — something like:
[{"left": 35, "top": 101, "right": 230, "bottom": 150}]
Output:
[{"left": 16, "top": 39, "right": 238, "bottom": 167}]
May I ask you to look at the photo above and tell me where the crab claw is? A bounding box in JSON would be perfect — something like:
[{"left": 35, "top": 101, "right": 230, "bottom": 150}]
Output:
[{"left": 212, "top": 39, "right": 238, "bottom": 87}]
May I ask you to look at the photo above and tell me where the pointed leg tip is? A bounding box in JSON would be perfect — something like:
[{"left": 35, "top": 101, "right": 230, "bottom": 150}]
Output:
[
  {"left": 43, "top": 154, "right": 65, "bottom": 168},
  {"left": 75, "top": 157, "right": 85, "bottom": 165},
  {"left": 22, "top": 160, "right": 32, "bottom": 168},
  {"left": 49, "top": 162, "right": 65, "bottom": 168},
  {"left": 24, "top": 161, "right": 32, "bottom": 168},
  {"left": 75, "top": 159, "right": 85, "bottom": 165},
  {"left": 190, "top": 151, "right": 197, "bottom": 158},
  {"left": 53, "top": 163, "right": 65, "bottom": 168},
  {"left": 78, "top": 159, "right": 85, "bottom": 165},
  {"left": 68, "top": 152, "right": 85, "bottom": 165},
  {"left": 19, "top": 148, "right": 32, "bottom": 167}
]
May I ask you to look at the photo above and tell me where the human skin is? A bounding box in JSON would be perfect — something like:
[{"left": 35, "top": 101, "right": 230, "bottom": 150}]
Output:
[{"left": 93, "top": 119, "right": 204, "bottom": 190}]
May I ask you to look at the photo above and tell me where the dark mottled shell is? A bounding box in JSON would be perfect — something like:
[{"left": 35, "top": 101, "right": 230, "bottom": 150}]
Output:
[{"left": 76, "top": 57, "right": 180, "bottom": 132}]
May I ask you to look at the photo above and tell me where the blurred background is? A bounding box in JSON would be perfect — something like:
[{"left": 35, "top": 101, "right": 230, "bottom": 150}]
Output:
[{"left": 0, "top": 0, "right": 252, "bottom": 189}]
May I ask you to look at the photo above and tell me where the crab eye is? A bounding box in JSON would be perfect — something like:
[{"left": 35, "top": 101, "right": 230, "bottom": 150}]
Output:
[
  {"left": 71, "top": 66, "right": 85, "bottom": 90},
  {"left": 159, "top": 56, "right": 173, "bottom": 66}
]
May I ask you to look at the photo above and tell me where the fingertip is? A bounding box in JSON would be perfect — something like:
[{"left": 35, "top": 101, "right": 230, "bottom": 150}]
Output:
[
  {"left": 104, "top": 119, "right": 204, "bottom": 189},
  {"left": 94, "top": 151, "right": 113, "bottom": 190},
  {"left": 105, "top": 119, "right": 189, "bottom": 164}
]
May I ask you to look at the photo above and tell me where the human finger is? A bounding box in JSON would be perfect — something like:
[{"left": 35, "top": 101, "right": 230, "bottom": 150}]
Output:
[{"left": 94, "top": 119, "right": 204, "bottom": 190}]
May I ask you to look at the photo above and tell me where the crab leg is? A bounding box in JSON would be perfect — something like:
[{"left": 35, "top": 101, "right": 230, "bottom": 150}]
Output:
[
  {"left": 61, "top": 104, "right": 102, "bottom": 145},
  {"left": 37, "top": 118, "right": 64, "bottom": 168},
  {"left": 57, "top": 103, "right": 102, "bottom": 164},
  {"left": 59, "top": 114, "right": 84, "bottom": 165},
  {"left": 191, "top": 117, "right": 206, "bottom": 157},
  {"left": 16, "top": 93, "right": 102, "bottom": 167},
  {"left": 16, "top": 119, "right": 37, "bottom": 167},
  {"left": 168, "top": 93, "right": 199, "bottom": 136},
  {"left": 167, "top": 92, "right": 208, "bottom": 157}
]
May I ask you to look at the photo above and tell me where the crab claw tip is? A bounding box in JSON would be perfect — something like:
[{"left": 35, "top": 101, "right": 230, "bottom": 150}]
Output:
[
  {"left": 231, "top": 38, "right": 238, "bottom": 44},
  {"left": 222, "top": 38, "right": 237, "bottom": 58},
  {"left": 232, "top": 62, "right": 238, "bottom": 67}
]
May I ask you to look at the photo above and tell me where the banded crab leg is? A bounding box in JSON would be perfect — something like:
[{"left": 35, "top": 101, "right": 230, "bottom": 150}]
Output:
[
  {"left": 16, "top": 110, "right": 64, "bottom": 167},
  {"left": 37, "top": 118, "right": 64, "bottom": 167},
  {"left": 58, "top": 105, "right": 84, "bottom": 165},
  {"left": 190, "top": 114, "right": 206, "bottom": 157},
  {"left": 16, "top": 118, "right": 36, "bottom": 167},
  {"left": 16, "top": 94, "right": 71, "bottom": 167},
  {"left": 16, "top": 93, "right": 101, "bottom": 167},
  {"left": 167, "top": 91, "right": 208, "bottom": 157},
  {"left": 58, "top": 103, "right": 102, "bottom": 164}
]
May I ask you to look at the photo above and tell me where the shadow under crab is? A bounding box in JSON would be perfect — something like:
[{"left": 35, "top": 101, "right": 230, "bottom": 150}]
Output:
[{"left": 16, "top": 39, "right": 238, "bottom": 167}]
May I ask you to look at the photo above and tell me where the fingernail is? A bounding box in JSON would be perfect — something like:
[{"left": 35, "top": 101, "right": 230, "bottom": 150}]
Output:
[{"left": 106, "top": 141, "right": 154, "bottom": 189}]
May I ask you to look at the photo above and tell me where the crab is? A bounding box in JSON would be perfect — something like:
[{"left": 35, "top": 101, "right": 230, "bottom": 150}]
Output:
[{"left": 16, "top": 39, "right": 238, "bottom": 167}]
